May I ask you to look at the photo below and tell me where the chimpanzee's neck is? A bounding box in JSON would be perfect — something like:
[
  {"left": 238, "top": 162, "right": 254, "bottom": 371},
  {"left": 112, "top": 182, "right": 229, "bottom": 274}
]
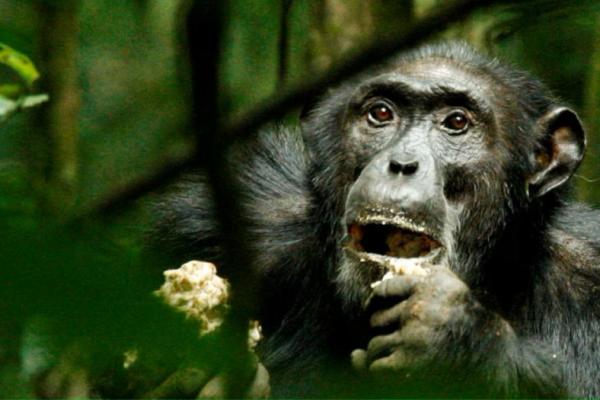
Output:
[{"left": 473, "top": 197, "right": 558, "bottom": 315}]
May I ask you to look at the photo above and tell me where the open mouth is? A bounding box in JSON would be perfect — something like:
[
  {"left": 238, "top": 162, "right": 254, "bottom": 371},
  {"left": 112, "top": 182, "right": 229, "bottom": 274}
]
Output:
[{"left": 347, "top": 222, "right": 441, "bottom": 259}]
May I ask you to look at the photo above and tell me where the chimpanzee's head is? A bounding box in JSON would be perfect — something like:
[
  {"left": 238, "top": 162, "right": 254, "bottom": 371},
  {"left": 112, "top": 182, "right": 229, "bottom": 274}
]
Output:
[{"left": 301, "top": 43, "right": 585, "bottom": 313}]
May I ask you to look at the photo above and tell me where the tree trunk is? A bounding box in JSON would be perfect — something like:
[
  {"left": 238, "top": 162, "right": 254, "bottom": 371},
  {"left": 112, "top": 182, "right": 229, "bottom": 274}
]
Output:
[
  {"left": 308, "top": 0, "right": 413, "bottom": 74},
  {"left": 33, "top": 0, "right": 81, "bottom": 217}
]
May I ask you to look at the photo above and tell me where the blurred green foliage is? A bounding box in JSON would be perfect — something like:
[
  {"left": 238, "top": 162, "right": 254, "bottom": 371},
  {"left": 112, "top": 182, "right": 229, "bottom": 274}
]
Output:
[
  {"left": 0, "top": 43, "right": 40, "bottom": 87},
  {"left": 0, "top": 43, "right": 48, "bottom": 123},
  {"left": 0, "top": 0, "right": 599, "bottom": 397}
]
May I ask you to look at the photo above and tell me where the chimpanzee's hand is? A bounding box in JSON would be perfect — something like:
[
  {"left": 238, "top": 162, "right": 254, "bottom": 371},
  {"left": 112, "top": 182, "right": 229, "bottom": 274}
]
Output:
[{"left": 351, "top": 265, "right": 514, "bottom": 374}]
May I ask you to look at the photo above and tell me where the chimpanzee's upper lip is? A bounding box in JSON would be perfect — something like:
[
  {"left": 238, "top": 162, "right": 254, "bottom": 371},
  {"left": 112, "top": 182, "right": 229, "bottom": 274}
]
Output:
[
  {"left": 353, "top": 214, "right": 438, "bottom": 240},
  {"left": 347, "top": 207, "right": 442, "bottom": 243}
]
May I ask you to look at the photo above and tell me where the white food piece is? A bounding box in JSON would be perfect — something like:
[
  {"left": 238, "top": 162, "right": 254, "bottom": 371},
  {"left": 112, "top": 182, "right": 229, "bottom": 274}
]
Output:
[
  {"left": 384, "top": 257, "right": 429, "bottom": 277},
  {"left": 156, "top": 260, "right": 230, "bottom": 334},
  {"left": 370, "top": 257, "right": 430, "bottom": 288},
  {"left": 155, "top": 260, "right": 262, "bottom": 348}
]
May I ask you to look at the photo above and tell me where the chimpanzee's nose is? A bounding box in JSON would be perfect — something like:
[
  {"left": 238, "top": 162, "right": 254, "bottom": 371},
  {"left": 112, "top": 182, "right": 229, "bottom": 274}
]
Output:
[{"left": 389, "top": 158, "right": 419, "bottom": 176}]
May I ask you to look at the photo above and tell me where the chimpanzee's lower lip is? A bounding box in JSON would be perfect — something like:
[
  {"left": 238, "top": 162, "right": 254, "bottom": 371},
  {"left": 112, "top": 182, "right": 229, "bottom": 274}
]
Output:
[
  {"left": 343, "top": 246, "right": 443, "bottom": 277},
  {"left": 344, "top": 245, "right": 443, "bottom": 264}
]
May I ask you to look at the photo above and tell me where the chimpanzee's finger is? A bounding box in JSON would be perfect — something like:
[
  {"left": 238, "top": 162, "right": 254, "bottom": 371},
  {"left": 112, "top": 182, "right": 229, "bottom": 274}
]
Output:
[
  {"left": 351, "top": 348, "right": 368, "bottom": 371},
  {"left": 371, "top": 275, "right": 420, "bottom": 299}
]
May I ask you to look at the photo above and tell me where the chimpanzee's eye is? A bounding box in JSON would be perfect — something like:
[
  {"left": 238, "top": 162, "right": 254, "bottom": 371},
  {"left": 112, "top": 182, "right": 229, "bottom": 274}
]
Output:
[
  {"left": 367, "top": 102, "right": 395, "bottom": 126},
  {"left": 442, "top": 111, "right": 470, "bottom": 133}
]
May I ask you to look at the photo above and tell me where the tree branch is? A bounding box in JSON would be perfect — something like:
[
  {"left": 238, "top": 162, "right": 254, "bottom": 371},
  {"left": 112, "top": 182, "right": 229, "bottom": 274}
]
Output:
[{"left": 74, "top": 0, "right": 503, "bottom": 221}]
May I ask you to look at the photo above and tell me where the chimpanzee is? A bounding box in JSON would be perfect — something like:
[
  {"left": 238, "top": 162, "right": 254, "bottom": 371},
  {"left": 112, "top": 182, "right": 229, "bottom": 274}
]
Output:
[{"left": 153, "top": 43, "right": 600, "bottom": 397}]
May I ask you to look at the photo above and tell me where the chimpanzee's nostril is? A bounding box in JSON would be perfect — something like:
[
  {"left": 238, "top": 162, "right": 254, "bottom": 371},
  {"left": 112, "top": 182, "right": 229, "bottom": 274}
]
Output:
[
  {"left": 389, "top": 160, "right": 404, "bottom": 175},
  {"left": 389, "top": 159, "right": 418, "bottom": 176},
  {"left": 402, "top": 161, "right": 418, "bottom": 175}
]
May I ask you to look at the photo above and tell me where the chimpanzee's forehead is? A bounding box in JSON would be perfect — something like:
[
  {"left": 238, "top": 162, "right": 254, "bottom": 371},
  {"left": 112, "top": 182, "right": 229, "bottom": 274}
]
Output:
[
  {"left": 391, "top": 57, "right": 497, "bottom": 93},
  {"left": 351, "top": 58, "right": 500, "bottom": 113}
]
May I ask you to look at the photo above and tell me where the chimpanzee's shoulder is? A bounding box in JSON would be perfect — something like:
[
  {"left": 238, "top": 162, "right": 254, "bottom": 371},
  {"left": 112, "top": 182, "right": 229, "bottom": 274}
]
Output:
[
  {"left": 150, "top": 125, "right": 315, "bottom": 271},
  {"left": 548, "top": 203, "right": 600, "bottom": 303},
  {"left": 551, "top": 202, "right": 600, "bottom": 251}
]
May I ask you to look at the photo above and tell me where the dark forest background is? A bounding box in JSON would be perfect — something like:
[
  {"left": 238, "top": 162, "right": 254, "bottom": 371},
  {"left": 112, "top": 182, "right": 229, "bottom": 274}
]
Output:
[{"left": 1, "top": 0, "right": 599, "bottom": 397}]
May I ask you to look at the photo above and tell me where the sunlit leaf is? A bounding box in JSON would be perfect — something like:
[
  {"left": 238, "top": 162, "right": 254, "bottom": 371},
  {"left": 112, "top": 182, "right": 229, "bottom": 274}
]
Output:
[
  {"left": 0, "top": 95, "right": 17, "bottom": 122},
  {"left": 0, "top": 43, "right": 41, "bottom": 88},
  {"left": 0, "top": 94, "right": 48, "bottom": 123},
  {"left": 21, "top": 94, "right": 49, "bottom": 108}
]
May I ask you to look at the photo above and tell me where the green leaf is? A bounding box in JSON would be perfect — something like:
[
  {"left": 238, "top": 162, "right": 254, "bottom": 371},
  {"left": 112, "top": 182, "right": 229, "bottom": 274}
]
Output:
[
  {"left": 21, "top": 94, "right": 49, "bottom": 108},
  {"left": 0, "top": 95, "right": 17, "bottom": 122},
  {"left": 0, "top": 93, "right": 48, "bottom": 123},
  {"left": 0, "top": 43, "right": 41, "bottom": 88},
  {"left": 0, "top": 83, "right": 23, "bottom": 99}
]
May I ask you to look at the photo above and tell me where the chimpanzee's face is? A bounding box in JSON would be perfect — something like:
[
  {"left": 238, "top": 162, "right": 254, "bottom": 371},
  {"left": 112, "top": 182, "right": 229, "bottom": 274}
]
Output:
[{"left": 336, "top": 60, "right": 523, "bottom": 311}]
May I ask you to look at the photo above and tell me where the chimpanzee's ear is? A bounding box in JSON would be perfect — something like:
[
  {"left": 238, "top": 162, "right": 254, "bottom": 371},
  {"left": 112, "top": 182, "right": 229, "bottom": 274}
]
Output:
[{"left": 528, "top": 107, "right": 586, "bottom": 197}]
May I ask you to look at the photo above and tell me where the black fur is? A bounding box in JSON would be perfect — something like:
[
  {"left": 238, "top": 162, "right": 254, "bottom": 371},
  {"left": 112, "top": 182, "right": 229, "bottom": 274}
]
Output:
[{"left": 152, "top": 43, "right": 600, "bottom": 397}]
